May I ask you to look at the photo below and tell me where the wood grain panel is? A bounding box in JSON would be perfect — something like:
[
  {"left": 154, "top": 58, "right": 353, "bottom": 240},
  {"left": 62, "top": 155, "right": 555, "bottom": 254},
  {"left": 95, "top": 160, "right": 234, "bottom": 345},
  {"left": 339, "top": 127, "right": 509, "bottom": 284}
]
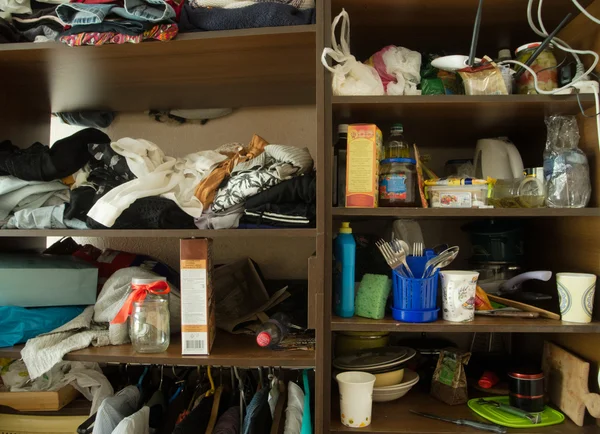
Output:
[{"left": 0, "top": 26, "right": 316, "bottom": 112}]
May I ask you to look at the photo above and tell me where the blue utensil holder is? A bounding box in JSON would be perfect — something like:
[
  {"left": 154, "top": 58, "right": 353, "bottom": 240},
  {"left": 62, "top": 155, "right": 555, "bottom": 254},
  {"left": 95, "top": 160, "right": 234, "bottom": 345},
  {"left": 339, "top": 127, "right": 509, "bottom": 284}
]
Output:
[
  {"left": 392, "top": 267, "right": 439, "bottom": 312},
  {"left": 391, "top": 306, "right": 439, "bottom": 323}
]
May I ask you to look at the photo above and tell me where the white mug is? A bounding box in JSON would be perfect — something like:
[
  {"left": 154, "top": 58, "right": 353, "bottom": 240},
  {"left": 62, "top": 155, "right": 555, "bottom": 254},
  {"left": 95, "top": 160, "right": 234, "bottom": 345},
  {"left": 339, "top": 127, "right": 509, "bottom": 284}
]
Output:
[
  {"left": 557, "top": 273, "right": 597, "bottom": 323},
  {"left": 336, "top": 371, "right": 376, "bottom": 428},
  {"left": 440, "top": 271, "right": 479, "bottom": 322}
]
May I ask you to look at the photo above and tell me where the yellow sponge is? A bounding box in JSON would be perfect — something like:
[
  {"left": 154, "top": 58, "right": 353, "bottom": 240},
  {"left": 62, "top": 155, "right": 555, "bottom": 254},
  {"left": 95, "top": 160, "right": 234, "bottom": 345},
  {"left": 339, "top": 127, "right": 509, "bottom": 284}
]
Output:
[{"left": 355, "top": 274, "right": 392, "bottom": 319}]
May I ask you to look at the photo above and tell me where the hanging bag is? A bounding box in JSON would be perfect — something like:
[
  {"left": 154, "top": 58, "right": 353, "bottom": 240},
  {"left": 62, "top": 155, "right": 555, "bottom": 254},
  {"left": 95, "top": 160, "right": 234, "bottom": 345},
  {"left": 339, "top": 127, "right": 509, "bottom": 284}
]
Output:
[{"left": 321, "top": 9, "right": 384, "bottom": 96}]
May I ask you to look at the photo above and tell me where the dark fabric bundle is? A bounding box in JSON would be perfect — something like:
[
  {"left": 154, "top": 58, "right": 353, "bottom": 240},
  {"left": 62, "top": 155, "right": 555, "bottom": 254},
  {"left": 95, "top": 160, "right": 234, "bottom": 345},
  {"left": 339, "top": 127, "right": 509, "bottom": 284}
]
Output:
[{"left": 179, "top": 2, "right": 315, "bottom": 32}]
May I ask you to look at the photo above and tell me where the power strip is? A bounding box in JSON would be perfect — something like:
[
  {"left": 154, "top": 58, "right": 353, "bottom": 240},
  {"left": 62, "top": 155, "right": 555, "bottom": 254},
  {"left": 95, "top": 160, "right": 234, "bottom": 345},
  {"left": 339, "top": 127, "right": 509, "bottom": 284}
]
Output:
[{"left": 554, "top": 80, "right": 600, "bottom": 94}]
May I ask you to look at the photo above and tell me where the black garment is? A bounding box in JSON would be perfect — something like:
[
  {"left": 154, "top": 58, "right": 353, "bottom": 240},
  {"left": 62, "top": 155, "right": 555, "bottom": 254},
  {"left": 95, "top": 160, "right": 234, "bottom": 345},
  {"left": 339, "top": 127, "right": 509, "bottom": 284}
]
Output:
[
  {"left": 0, "top": 18, "right": 29, "bottom": 43},
  {"left": 55, "top": 111, "right": 116, "bottom": 128},
  {"left": 0, "top": 128, "right": 110, "bottom": 181},
  {"left": 12, "top": 6, "right": 64, "bottom": 40},
  {"left": 245, "top": 171, "right": 316, "bottom": 208},
  {"left": 243, "top": 172, "right": 316, "bottom": 227},
  {"left": 179, "top": 2, "right": 315, "bottom": 33},
  {"left": 172, "top": 395, "right": 214, "bottom": 434},
  {"left": 88, "top": 141, "right": 134, "bottom": 182},
  {"left": 87, "top": 197, "right": 195, "bottom": 229},
  {"left": 64, "top": 186, "right": 96, "bottom": 221}
]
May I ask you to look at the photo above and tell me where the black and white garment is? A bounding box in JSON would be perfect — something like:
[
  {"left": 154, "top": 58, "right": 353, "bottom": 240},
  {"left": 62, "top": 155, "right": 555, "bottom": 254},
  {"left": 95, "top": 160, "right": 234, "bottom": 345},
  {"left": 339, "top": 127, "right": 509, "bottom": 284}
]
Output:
[{"left": 211, "top": 145, "right": 313, "bottom": 213}]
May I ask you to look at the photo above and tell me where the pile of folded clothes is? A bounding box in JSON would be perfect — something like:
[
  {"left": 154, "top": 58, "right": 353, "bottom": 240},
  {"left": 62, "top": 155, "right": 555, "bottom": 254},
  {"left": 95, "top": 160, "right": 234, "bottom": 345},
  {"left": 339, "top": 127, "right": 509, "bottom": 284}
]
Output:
[
  {"left": 180, "top": 0, "right": 315, "bottom": 33},
  {"left": 1, "top": 0, "right": 314, "bottom": 44},
  {"left": 0, "top": 0, "right": 178, "bottom": 45},
  {"left": 0, "top": 129, "right": 316, "bottom": 230}
]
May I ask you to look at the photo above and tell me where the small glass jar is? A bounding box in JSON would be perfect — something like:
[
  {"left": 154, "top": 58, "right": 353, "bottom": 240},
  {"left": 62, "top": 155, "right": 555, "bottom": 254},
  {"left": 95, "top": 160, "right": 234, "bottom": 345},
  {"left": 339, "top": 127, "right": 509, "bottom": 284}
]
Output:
[
  {"left": 515, "top": 42, "right": 558, "bottom": 94},
  {"left": 129, "top": 278, "right": 170, "bottom": 353},
  {"left": 378, "top": 158, "right": 417, "bottom": 207}
]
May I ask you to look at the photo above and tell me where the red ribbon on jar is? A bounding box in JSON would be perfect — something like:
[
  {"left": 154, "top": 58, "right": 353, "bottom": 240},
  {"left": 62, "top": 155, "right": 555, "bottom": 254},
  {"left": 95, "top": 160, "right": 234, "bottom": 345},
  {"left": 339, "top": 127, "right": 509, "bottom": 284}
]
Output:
[{"left": 111, "top": 280, "right": 171, "bottom": 324}]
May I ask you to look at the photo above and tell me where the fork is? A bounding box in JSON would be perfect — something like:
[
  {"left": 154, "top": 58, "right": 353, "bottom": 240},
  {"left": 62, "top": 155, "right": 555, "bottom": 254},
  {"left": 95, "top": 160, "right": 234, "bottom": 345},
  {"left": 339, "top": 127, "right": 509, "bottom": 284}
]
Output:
[
  {"left": 391, "top": 239, "right": 414, "bottom": 278},
  {"left": 376, "top": 239, "right": 412, "bottom": 278},
  {"left": 412, "top": 242, "right": 424, "bottom": 257}
]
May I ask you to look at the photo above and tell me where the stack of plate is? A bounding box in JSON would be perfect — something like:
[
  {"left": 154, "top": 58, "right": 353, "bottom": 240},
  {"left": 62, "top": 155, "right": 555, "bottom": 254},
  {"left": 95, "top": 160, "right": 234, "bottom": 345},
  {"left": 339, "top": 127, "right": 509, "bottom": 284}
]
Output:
[{"left": 333, "top": 346, "right": 419, "bottom": 401}]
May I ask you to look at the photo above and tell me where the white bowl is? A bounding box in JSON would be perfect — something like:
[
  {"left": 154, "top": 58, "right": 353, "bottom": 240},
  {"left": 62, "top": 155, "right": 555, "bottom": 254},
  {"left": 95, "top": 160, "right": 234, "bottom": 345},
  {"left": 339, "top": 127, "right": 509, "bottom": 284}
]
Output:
[{"left": 372, "top": 369, "right": 419, "bottom": 402}]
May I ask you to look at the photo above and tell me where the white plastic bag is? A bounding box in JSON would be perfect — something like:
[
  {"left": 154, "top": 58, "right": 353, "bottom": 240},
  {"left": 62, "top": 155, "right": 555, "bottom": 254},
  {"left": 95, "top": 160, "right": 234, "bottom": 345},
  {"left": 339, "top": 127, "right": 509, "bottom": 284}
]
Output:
[{"left": 321, "top": 9, "right": 384, "bottom": 96}]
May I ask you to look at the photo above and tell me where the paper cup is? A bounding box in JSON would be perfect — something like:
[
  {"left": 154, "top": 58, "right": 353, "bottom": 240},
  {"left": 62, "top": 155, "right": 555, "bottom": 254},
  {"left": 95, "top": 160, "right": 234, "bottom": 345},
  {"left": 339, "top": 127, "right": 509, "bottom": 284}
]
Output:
[
  {"left": 557, "top": 273, "right": 597, "bottom": 323},
  {"left": 336, "top": 371, "right": 376, "bottom": 428},
  {"left": 440, "top": 270, "right": 479, "bottom": 322}
]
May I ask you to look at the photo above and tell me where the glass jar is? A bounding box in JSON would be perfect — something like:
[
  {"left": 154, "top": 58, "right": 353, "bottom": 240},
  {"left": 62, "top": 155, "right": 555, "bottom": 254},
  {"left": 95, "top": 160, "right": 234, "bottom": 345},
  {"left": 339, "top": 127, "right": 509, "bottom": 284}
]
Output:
[
  {"left": 384, "top": 123, "right": 410, "bottom": 159},
  {"left": 490, "top": 176, "right": 545, "bottom": 208},
  {"left": 515, "top": 42, "right": 558, "bottom": 94},
  {"left": 129, "top": 278, "right": 170, "bottom": 353},
  {"left": 378, "top": 158, "right": 416, "bottom": 207}
]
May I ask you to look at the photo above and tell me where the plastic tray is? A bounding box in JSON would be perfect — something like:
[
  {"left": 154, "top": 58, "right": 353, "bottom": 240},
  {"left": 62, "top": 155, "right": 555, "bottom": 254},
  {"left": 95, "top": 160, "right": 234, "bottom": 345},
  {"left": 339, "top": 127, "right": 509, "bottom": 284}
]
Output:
[{"left": 467, "top": 396, "right": 565, "bottom": 428}]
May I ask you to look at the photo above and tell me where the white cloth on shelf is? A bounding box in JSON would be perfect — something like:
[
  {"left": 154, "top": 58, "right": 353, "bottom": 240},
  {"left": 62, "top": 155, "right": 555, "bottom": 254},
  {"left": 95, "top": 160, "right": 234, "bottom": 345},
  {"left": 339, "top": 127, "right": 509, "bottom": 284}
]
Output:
[
  {"left": 87, "top": 138, "right": 226, "bottom": 227},
  {"left": 112, "top": 405, "right": 150, "bottom": 434},
  {"left": 92, "top": 385, "right": 141, "bottom": 434},
  {"left": 4, "top": 204, "right": 88, "bottom": 229},
  {"left": 284, "top": 382, "right": 304, "bottom": 434},
  {"left": 0, "top": 0, "right": 31, "bottom": 14},
  {"left": 0, "top": 176, "right": 69, "bottom": 220},
  {"left": 5, "top": 360, "right": 113, "bottom": 415},
  {"left": 21, "top": 267, "right": 182, "bottom": 379}
]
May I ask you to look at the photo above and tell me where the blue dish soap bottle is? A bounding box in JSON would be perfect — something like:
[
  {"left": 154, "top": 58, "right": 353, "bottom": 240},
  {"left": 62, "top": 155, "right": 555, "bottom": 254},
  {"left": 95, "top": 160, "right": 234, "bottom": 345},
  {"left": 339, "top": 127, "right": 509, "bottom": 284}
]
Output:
[{"left": 334, "top": 222, "right": 356, "bottom": 318}]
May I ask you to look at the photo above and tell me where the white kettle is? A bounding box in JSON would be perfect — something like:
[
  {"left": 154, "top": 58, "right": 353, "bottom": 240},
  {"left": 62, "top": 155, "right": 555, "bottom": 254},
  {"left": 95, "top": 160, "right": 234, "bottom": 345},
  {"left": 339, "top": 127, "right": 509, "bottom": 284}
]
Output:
[{"left": 474, "top": 138, "right": 524, "bottom": 180}]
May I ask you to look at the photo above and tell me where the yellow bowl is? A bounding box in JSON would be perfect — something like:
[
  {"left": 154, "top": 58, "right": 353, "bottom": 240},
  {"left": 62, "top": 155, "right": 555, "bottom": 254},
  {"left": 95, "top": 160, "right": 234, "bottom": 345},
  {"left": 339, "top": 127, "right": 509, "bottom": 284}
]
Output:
[{"left": 373, "top": 368, "right": 405, "bottom": 387}]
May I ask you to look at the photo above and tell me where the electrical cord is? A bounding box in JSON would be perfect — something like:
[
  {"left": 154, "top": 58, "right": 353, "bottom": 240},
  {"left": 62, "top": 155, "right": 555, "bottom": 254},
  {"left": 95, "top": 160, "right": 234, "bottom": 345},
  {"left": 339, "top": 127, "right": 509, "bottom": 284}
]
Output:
[
  {"left": 518, "top": 0, "right": 600, "bottom": 151},
  {"left": 575, "top": 91, "right": 600, "bottom": 117},
  {"left": 572, "top": 0, "right": 600, "bottom": 25}
]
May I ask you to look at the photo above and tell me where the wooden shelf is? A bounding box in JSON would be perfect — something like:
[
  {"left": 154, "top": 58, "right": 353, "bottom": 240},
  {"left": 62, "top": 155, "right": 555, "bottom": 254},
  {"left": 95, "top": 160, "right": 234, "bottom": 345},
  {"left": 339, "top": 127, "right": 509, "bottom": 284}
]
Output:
[
  {"left": 332, "top": 208, "right": 600, "bottom": 219},
  {"left": 333, "top": 95, "right": 594, "bottom": 132},
  {"left": 0, "top": 228, "right": 316, "bottom": 238},
  {"left": 330, "top": 0, "right": 590, "bottom": 58},
  {"left": 331, "top": 316, "right": 600, "bottom": 333},
  {"left": 0, "top": 333, "right": 315, "bottom": 367},
  {"left": 0, "top": 25, "right": 316, "bottom": 113},
  {"left": 330, "top": 389, "right": 597, "bottom": 434}
]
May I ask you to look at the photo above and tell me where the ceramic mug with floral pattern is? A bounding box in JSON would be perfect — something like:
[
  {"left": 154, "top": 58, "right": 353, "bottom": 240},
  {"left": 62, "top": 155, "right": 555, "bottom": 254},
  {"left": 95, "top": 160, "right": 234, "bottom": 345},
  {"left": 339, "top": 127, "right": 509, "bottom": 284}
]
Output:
[
  {"left": 336, "top": 371, "right": 376, "bottom": 428},
  {"left": 440, "top": 270, "right": 479, "bottom": 322}
]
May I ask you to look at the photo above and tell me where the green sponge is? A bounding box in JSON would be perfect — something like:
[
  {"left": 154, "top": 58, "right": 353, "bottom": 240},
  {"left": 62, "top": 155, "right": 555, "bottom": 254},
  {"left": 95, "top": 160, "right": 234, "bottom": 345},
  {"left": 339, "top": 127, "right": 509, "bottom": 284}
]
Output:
[{"left": 355, "top": 274, "right": 392, "bottom": 319}]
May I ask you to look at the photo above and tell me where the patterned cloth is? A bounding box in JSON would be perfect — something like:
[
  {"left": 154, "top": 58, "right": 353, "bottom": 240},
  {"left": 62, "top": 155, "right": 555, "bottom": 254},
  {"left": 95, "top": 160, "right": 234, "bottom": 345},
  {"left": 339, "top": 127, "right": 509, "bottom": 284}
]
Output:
[
  {"left": 211, "top": 144, "right": 313, "bottom": 213},
  {"left": 59, "top": 23, "right": 177, "bottom": 46}
]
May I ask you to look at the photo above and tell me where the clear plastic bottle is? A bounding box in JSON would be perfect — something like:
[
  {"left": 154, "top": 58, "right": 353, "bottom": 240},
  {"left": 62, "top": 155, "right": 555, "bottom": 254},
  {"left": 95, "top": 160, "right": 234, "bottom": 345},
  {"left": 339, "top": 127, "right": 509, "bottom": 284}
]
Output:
[
  {"left": 385, "top": 123, "right": 410, "bottom": 159},
  {"left": 256, "top": 313, "right": 291, "bottom": 348}
]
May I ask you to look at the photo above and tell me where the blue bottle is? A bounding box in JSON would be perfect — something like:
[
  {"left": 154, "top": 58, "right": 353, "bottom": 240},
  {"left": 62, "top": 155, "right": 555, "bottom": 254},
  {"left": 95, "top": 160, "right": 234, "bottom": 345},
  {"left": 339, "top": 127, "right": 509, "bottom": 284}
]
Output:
[{"left": 334, "top": 222, "right": 356, "bottom": 318}]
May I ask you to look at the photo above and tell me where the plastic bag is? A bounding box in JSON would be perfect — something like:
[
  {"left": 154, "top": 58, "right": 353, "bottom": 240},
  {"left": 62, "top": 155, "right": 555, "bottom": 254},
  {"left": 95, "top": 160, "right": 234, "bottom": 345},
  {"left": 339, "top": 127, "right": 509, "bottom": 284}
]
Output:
[
  {"left": 366, "top": 45, "right": 422, "bottom": 95},
  {"left": 543, "top": 115, "right": 591, "bottom": 208},
  {"left": 0, "top": 305, "right": 84, "bottom": 348},
  {"left": 458, "top": 59, "right": 508, "bottom": 96},
  {"left": 321, "top": 9, "right": 384, "bottom": 96}
]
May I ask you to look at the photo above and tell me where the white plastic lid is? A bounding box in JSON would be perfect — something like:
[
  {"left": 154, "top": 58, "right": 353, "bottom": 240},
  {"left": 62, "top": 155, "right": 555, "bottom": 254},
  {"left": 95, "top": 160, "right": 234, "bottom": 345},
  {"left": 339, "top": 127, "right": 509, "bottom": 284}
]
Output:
[{"left": 132, "top": 277, "right": 167, "bottom": 285}]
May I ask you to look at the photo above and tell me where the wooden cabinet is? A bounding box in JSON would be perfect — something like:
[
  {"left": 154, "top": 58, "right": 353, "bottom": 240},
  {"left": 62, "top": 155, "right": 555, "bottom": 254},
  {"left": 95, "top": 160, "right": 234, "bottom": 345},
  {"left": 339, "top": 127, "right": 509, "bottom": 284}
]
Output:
[{"left": 1, "top": 0, "right": 600, "bottom": 433}]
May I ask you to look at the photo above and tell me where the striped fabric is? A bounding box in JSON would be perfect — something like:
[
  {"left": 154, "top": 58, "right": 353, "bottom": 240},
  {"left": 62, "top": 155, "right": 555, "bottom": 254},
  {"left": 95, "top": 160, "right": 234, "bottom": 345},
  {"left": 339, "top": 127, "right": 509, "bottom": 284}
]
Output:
[{"left": 189, "top": 0, "right": 314, "bottom": 10}]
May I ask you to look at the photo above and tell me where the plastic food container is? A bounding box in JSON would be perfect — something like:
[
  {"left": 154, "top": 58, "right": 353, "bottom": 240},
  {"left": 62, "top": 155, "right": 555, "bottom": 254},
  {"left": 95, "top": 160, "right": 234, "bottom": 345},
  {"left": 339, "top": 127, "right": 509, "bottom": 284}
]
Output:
[
  {"left": 378, "top": 158, "right": 417, "bottom": 207},
  {"left": 427, "top": 185, "right": 489, "bottom": 208}
]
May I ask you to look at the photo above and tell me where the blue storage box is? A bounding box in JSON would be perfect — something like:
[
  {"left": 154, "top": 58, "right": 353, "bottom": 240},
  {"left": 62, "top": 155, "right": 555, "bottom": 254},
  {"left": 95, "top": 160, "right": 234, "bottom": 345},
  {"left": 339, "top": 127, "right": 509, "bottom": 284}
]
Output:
[{"left": 0, "top": 254, "right": 98, "bottom": 307}]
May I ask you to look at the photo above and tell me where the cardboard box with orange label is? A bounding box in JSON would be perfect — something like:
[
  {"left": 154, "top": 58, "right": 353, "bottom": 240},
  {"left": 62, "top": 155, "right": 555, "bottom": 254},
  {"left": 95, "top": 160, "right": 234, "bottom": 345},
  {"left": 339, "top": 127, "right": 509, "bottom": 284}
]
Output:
[
  {"left": 180, "top": 238, "right": 215, "bottom": 355},
  {"left": 345, "top": 124, "right": 383, "bottom": 208}
]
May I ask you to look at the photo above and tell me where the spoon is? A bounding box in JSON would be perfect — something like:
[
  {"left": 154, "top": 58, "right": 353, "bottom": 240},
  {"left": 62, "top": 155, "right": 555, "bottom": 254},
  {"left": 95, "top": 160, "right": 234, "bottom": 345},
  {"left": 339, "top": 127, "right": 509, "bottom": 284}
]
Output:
[{"left": 423, "top": 246, "right": 459, "bottom": 278}]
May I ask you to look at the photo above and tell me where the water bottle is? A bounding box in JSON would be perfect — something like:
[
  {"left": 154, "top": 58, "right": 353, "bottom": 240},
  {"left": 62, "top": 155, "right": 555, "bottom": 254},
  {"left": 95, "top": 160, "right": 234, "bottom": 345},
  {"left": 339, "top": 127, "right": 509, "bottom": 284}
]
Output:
[
  {"left": 256, "top": 313, "right": 291, "bottom": 347},
  {"left": 334, "top": 222, "right": 356, "bottom": 318}
]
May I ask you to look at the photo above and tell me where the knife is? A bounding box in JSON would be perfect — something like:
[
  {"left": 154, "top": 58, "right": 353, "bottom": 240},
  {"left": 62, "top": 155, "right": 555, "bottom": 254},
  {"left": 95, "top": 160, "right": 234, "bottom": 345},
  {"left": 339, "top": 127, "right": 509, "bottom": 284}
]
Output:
[
  {"left": 477, "top": 399, "right": 541, "bottom": 424},
  {"left": 410, "top": 410, "right": 508, "bottom": 433}
]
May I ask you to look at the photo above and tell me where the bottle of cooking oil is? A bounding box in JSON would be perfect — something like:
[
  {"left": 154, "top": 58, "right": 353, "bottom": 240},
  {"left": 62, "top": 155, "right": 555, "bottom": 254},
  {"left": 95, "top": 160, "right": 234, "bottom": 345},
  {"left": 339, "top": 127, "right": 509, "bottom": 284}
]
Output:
[{"left": 385, "top": 123, "right": 410, "bottom": 159}]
